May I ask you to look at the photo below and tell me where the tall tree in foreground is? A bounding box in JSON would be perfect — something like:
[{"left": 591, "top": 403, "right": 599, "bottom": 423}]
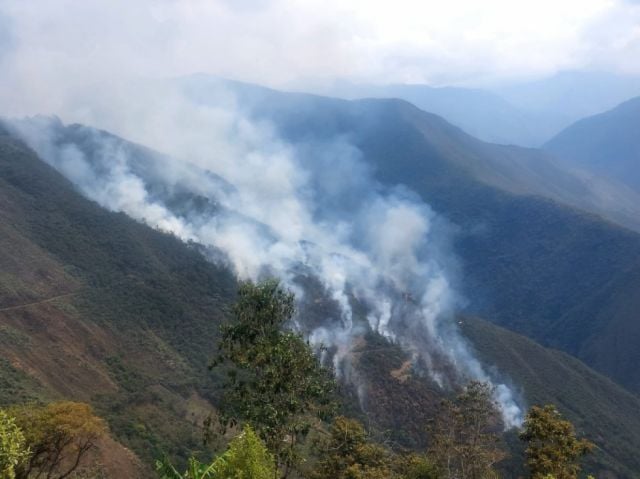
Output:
[
  {"left": 212, "top": 279, "right": 336, "bottom": 477},
  {"left": 427, "top": 381, "right": 505, "bottom": 479},
  {"left": 519, "top": 405, "right": 593, "bottom": 479}
]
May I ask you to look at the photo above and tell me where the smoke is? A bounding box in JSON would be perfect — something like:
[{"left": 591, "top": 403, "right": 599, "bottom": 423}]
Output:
[{"left": 7, "top": 80, "right": 523, "bottom": 428}]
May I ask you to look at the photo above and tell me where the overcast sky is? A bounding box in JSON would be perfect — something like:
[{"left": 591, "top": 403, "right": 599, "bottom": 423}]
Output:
[{"left": 1, "top": 0, "right": 639, "bottom": 116}]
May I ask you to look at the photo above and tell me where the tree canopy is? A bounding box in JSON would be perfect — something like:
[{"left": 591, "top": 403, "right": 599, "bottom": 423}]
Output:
[
  {"left": 10, "top": 401, "right": 107, "bottom": 479},
  {"left": 212, "top": 279, "right": 336, "bottom": 476},
  {"left": 519, "top": 405, "right": 593, "bottom": 479},
  {"left": 427, "top": 381, "right": 505, "bottom": 479}
]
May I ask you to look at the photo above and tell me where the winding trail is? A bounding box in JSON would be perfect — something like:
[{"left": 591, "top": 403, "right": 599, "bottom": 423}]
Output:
[{"left": 0, "top": 292, "right": 78, "bottom": 313}]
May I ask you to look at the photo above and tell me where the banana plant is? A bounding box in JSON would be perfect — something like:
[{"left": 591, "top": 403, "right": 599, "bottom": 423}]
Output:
[{"left": 155, "top": 457, "right": 218, "bottom": 479}]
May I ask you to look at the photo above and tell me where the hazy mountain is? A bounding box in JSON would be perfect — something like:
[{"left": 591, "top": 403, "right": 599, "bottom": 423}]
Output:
[
  {"left": 318, "top": 71, "right": 640, "bottom": 147},
  {"left": 496, "top": 71, "right": 640, "bottom": 123},
  {"left": 319, "top": 81, "right": 550, "bottom": 146},
  {"left": 2, "top": 121, "right": 640, "bottom": 477},
  {"left": 545, "top": 96, "right": 640, "bottom": 192},
  {"left": 185, "top": 76, "right": 640, "bottom": 233}
]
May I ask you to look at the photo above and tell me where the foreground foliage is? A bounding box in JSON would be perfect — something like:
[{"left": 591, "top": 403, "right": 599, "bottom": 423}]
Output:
[
  {"left": 156, "top": 425, "right": 275, "bottom": 479},
  {"left": 0, "top": 410, "right": 29, "bottom": 479},
  {"left": 9, "top": 401, "right": 107, "bottom": 479},
  {"left": 427, "top": 381, "right": 505, "bottom": 479},
  {"left": 312, "top": 416, "right": 438, "bottom": 479},
  {"left": 520, "top": 405, "right": 594, "bottom": 479}
]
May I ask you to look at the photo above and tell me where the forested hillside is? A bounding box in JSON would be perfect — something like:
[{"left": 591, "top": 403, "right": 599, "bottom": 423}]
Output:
[
  {"left": 1, "top": 117, "right": 640, "bottom": 476},
  {"left": 185, "top": 81, "right": 640, "bottom": 395},
  {"left": 0, "top": 127, "right": 235, "bottom": 474}
]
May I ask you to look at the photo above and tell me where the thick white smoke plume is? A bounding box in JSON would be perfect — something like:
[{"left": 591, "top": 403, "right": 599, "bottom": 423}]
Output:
[{"left": 8, "top": 81, "right": 523, "bottom": 427}]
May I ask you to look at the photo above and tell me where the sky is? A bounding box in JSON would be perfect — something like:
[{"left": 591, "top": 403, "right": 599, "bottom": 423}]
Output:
[{"left": 0, "top": 0, "right": 639, "bottom": 117}]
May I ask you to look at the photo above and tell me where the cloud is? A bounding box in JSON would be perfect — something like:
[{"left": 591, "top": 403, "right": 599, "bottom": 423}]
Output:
[{"left": 0, "top": 0, "right": 638, "bottom": 119}]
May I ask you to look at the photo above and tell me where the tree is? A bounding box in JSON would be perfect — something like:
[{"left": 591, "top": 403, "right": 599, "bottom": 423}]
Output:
[
  {"left": 212, "top": 280, "right": 336, "bottom": 477},
  {"left": 427, "top": 381, "right": 505, "bottom": 479},
  {"left": 0, "top": 410, "right": 29, "bottom": 479},
  {"left": 519, "top": 405, "right": 593, "bottom": 479},
  {"left": 211, "top": 425, "right": 276, "bottom": 479},
  {"left": 10, "top": 401, "right": 107, "bottom": 479},
  {"left": 312, "top": 416, "right": 397, "bottom": 479},
  {"left": 312, "top": 416, "right": 439, "bottom": 479},
  {"left": 156, "top": 425, "right": 275, "bottom": 479}
]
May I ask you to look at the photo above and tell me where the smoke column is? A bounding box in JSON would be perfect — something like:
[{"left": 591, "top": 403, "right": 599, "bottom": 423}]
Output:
[{"left": 8, "top": 80, "right": 523, "bottom": 427}]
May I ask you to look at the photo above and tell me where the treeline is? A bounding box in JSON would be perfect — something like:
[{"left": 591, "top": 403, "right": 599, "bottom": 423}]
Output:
[{"left": 160, "top": 280, "right": 594, "bottom": 479}]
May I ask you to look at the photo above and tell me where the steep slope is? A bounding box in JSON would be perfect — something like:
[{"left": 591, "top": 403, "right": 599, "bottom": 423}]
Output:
[
  {"left": 0, "top": 127, "right": 236, "bottom": 472},
  {"left": 182, "top": 79, "right": 640, "bottom": 395},
  {"left": 462, "top": 317, "right": 640, "bottom": 478},
  {"left": 2, "top": 123, "right": 640, "bottom": 476},
  {"left": 545, "top": 96, "right": 640, "bottom": 192}
]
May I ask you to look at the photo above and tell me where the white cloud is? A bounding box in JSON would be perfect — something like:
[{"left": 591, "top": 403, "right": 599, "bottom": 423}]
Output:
[{"left": 0, "top": 0, "right": 638, "bottom": 117}]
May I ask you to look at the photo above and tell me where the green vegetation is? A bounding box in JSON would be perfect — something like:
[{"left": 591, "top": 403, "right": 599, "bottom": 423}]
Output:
[
  {"left": 9, "top": 401, "right": 107, "bottom": 479},
  {"left": 0, "top": 401, "right": 109, "bottom": 479},
  {"left": 157, "top": 425, "right": 275, "bottom": 479},
  {"left": 311, "top": 416, "right": 439, "bottom": 479},
  {"left": 212, "top": 280, "right": 336, "bottom": 476},
  {"left": 427, "top": 382, "right": 505, "bottom": 479},
  {"left": 0, "top": 128, "right": 636, "bottom": 476},
  {"left": 461, "top": 317, "right": 640, "bottom": 477},
  {"left": 520, "top": 405, "right": 593, "bottom": 479},
  {"left": 0, "top": 131, "right": 236, "bottom": 468},
  {"left": 0, "top": 410, "right": 29, "bottom": 479}
]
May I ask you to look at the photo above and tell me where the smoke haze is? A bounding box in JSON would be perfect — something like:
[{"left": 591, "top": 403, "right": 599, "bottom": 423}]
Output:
[{"left": 7, "top": 77, "right": 523, "bottom": 426}]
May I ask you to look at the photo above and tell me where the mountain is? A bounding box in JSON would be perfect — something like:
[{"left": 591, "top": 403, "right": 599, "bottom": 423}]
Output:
[
  {"left": 318, "top": 72, "right": 640, "bottom": 147},
  {"left": 186, "top": 76, "right": 640, "bottom": 233},
  {"left": 319, "top": 81, "right": 550, "bottom": 146},
  {"left": 496, "top": 71, "right": 640, "bottom": 125},
  {"left": 545, "top": 96, "right": 640, "bottom": 192},
  {"left": 2, "top": 124, "right": 640, "bottom": 477},
  {"left": 181, "top": 77, "right": 640, "bottom": 395}
]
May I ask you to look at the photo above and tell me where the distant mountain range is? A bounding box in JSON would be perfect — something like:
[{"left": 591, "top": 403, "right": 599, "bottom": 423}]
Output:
[
  {"left": 545, "top": 96, "right": 640, "bottom": 193},
  {"left": 319, "top": 71, "right": 640, "bottom": 147}
]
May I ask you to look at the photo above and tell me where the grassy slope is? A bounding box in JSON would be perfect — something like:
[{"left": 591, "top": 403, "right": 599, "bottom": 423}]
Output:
[{"left": 0, "top": 129, "right": 236, "bottom": 472}]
